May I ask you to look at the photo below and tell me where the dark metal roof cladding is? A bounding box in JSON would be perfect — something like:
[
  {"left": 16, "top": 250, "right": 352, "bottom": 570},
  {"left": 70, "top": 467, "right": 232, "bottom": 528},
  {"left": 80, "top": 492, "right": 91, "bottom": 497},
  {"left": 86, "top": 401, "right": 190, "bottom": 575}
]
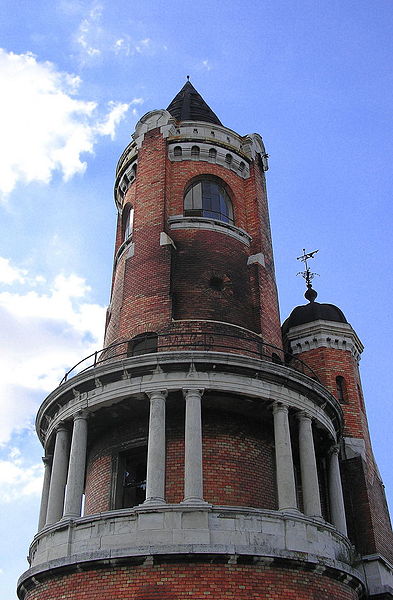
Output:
[{"left": 167, "top": 80, "right": 222, "bottom": 126}]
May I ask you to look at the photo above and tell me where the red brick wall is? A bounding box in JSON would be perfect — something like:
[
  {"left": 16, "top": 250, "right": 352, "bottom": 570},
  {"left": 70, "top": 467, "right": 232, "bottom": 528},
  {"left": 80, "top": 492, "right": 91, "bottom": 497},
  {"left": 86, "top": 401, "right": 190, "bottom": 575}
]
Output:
[
  {"left": 84, "top": 454, "right": 112, "bottom": 514},
  {"left": 293, "top": 347, "right": 367, "bottom": 439},
  {"left": 84, "top": 406, "right": 276, "bottom": 512},
  {"left": 84, "top": 418, "right": 148, "bottom": 515},
  {"left": 23, "top": 562, "right": 360, "bottom": 600},
  {"left": 171, "top": 229, "right": 258, "bottom": 331},
  {"left": 295, "top": 345, "right": 393, "bottom": 562},
  {"left": 202, "top": 411, "right": 276, "bottom": 508},
  {"left": 105, "top": 128, "right": 282, "bottom": 350}
]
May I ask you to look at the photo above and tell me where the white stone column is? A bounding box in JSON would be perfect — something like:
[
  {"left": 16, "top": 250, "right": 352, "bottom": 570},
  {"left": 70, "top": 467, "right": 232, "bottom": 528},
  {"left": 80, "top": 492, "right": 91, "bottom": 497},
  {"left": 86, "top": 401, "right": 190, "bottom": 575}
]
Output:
[
  {"left": 298, "top": 412, "right": 322, "bottom": 518},
  {"left": 183, "top": 388, "right": 205, "bottom": 503},
  {"left": 273, "top": 402, "right": 298, "bottom": 511},
  {"left": 145, "top": 390, "right": 167, "bottom": 504},
  {"left": 329, "top": 445, "right": 348, "bottom": 535},
  {"left": 37, "top": 455, "right": 52, "bottom": 531},
  {"left": 45, "top": 425, "right": 70, "bottom": 525},
  {"left": 63, "top": 412, "right": 88, "bottom": 519}
]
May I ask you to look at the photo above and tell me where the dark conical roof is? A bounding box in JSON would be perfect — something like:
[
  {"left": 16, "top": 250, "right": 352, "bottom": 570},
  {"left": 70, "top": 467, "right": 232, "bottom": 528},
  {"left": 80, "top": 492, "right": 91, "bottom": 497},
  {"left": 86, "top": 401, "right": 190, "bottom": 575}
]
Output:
[{"left": 167, "top": 81, "right": 222, "bottom": 125}]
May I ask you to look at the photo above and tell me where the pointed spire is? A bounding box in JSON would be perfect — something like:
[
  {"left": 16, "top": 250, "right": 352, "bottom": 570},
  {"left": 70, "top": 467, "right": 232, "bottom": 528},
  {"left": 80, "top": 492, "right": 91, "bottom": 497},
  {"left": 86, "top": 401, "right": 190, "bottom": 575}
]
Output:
[{"left": 167, "top": 79, "right": 222, "bottom": 126}]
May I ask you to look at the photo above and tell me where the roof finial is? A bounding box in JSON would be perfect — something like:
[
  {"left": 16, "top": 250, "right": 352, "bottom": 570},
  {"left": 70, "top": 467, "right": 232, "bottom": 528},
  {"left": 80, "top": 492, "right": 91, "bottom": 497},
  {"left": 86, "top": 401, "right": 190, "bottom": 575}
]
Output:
[
  {"left": 296, "top": 248, "right": 319, "bottom": 302},
  {"left": 186, "top": 75, "right": 190, "bottom": 81}
]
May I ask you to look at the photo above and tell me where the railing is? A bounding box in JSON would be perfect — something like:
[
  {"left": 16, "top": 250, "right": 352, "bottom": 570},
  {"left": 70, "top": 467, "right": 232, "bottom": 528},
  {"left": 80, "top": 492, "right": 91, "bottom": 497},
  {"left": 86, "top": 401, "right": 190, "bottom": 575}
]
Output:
[{"left": 59, "top": 331, "right": 319, "bottom": 385}]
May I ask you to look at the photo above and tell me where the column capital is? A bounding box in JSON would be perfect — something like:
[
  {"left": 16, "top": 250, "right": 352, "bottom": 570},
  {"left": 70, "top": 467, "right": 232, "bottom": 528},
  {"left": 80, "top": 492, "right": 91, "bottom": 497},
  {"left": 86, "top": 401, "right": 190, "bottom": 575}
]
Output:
[
  {"left": 146, "top": 389, "right": 168, "bottom": 401},
  {"left": 272, "top": 401, "right": 289, "bottom": 415},
  {"left": 297, "top": 410, "right": 312, "bottom": 423},
  {"left": 74, "top": 410, "right": 88, "bottom": 421},
  {"left": 329, "top": 444, "right": 340, "bottom": 457},
  {"left": 55, "top": 422, "right": 68, "bottom": 433},
  {"left": 183, "top": 388, "right": 204, "bottom": 399}
]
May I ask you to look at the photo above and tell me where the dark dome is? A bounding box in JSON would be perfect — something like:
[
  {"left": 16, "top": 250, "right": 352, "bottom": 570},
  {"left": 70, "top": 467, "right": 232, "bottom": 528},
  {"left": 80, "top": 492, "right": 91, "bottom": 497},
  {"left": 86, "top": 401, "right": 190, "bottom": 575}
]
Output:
[{"left": 282, "top": 301, "right": 347, "bottom": 335}]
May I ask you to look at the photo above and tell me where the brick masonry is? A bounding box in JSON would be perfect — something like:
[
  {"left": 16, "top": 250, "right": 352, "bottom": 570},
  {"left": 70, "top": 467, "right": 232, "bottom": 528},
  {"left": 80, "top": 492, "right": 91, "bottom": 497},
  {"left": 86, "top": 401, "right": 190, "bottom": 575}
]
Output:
[
  {"left": 293, "top": 345, "right": 393, "bottom": 563},
  {"left": 104, "top": 127, "right": 282, "bottom": 351},
  {"left": 23, "top": 562, "right": 360, "bottom": 600}
]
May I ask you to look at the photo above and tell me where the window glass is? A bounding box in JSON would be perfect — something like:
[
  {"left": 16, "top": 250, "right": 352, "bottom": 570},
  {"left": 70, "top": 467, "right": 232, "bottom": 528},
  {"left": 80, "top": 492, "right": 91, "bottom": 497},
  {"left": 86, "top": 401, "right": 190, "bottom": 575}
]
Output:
[
  {"left": 114, "top": 447, "right": 147, "bottom": 508},
  {"left": 124, "top": 207, "right": 134, "bottom": 241},
  {"left": 184, "top": 178, "right": 233, "bottom": 224},
  {"left": 336, "top": 376, "right": 347, "bottom": 402}
]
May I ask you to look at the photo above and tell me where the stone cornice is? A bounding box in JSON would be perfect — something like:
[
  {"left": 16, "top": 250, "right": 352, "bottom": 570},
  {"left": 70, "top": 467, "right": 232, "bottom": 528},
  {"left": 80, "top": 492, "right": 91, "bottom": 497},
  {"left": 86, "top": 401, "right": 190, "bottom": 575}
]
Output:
[{"left": 284, "top": 320, "right": 364, "bottom": 362}]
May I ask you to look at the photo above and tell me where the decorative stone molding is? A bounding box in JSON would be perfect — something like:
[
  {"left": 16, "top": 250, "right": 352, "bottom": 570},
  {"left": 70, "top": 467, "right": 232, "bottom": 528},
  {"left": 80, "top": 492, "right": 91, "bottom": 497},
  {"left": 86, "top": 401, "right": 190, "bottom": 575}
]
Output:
[
  {"left": 168, "top": 142, "right": 250, "bottom": 179},
  {"left": 132, "top": 109, "right": 176, "bottom": 148},
  {"left": 284, "top": 319, "right": 364, "bottom": 362},
  {"left": 247, "top": 253, "right": 265, "bottom": 267},
  {"left": 361, "top": 553, "right": 393, "bottom": 598},
  {"left": 159, "top": 231, "right": 176, "bottom": 248},
  {"left": 24, "top": 506, "right": 358, "bottom": 578},
  {"left": 242, "top": 133, "right": 269, "bottom": 169},
  {"left": 343, "top": 436, "right": 366, "bottom": 462},
  {"left": 37, "top": 351, "right": 342, "bottom": 446},
  {"left": 168, "top": 215, "right": 252, "bottom": 246}
]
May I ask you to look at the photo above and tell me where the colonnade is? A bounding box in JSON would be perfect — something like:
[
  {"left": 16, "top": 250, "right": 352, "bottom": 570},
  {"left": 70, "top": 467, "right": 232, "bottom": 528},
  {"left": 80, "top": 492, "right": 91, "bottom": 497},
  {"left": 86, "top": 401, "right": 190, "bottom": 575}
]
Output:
[{"left": 38, "top": 390, "right": 347, "bottom": 536}]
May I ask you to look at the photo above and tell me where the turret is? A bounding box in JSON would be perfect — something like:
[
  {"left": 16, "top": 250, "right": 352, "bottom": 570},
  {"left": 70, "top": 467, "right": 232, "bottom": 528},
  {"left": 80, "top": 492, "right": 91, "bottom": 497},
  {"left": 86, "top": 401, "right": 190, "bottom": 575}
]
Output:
[{"left": 283, "top": 254, "right": 393, "bottom": 598}]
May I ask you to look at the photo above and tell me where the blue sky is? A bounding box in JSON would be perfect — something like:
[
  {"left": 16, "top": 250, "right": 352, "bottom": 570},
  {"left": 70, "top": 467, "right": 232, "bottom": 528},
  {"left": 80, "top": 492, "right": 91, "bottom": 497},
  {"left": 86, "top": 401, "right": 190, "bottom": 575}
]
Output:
[{"left": 0, "top": 2, "right": 392, "bottom": 598}]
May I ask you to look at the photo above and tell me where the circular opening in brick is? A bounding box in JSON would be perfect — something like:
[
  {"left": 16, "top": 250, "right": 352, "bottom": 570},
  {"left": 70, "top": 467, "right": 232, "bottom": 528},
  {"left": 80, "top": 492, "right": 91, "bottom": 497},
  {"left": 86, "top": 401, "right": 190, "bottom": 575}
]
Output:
[{"left": 209, "top": 276, "right": 225, "bottom": 291}]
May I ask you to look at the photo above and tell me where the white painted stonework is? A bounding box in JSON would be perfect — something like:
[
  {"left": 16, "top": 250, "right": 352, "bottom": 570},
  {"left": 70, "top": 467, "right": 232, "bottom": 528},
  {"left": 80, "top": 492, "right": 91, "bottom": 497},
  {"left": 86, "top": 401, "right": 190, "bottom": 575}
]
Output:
[
  {"left": 284, "top": 319, "right": 364, "bottom": 362},
  {"left": 168, "top": 215, "right": 252, "bottom": 246},
  {"left": 27, "top": 505, "right": 359, "bottom": 580}
]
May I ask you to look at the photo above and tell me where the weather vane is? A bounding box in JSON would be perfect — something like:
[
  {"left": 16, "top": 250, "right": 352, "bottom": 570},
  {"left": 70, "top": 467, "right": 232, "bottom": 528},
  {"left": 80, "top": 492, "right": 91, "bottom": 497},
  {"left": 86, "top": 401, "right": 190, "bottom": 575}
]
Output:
[{"left": 296, "top": 248, "right": 319, "bottom": 301}]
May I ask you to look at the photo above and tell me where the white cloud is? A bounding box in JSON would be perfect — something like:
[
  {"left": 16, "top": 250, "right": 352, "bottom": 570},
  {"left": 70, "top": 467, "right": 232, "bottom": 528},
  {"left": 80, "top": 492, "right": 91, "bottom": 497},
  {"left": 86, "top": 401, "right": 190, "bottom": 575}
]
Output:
[
  {"left": 201, "top": 59, "right": 212, "bottom": 71},
  {"left": 96, "top": 100, "right": 130, "bottom": 140},
  {"left": 135, "top": 38, "right": 151, "bottom": 54},
  {"left": 0, "top": 447, "right": 42, "bottom": 502},
  {"left": 0, "top": 258, "right": 106, "bottom": 445},
  {"left": 0, "top": 48, "right": 129, "bottom": 199},
  {"left": 76, "top": 2, "right": 103, "bottom": 58},
  {"left": 0, "top": 257, "right": 27, "bottom": 284}
]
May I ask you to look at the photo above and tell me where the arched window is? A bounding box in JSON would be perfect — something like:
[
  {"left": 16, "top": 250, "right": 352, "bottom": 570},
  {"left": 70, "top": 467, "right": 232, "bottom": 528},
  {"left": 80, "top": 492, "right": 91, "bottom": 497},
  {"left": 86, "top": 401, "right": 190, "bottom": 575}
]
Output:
[
  {"left": 123, "top": 206, "right": 134, "bottom": 241},
  {"left": 239, "top": 161, "right": 245, "bottom": 173},
  {"left": 209, "top": 148, "right": 217, "bottom": 162},
  {"left": 174, "top": 146, "right": 182, "bottom": 157},
  {"left": 336, "top": 376, "right": 347, "bottom": 403},
  {"left": 127, "top": 332, "right": 158, "bottom": 357},
  {"left": 225, "top": 153, "right": 233, "bottom": 165},
  {"left": 191, "top": 145, "right": 200, "bottom": 158},
  {"left": 184, "top": 177, "right": 234, "bottom": 224}
]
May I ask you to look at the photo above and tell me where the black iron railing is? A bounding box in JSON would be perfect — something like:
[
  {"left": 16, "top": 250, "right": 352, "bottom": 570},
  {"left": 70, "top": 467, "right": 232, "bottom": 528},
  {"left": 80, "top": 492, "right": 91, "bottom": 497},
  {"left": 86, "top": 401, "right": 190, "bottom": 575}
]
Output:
[{"left": 59, "top": 331, "right": 319, "bottom": 385}]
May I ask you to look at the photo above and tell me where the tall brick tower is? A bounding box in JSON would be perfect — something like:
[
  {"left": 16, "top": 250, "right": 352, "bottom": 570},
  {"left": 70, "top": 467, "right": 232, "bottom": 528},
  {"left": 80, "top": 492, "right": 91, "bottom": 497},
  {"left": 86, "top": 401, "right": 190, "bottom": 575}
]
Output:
[{"left": 18, "top": 81, "right": 393, "bottom": 599}]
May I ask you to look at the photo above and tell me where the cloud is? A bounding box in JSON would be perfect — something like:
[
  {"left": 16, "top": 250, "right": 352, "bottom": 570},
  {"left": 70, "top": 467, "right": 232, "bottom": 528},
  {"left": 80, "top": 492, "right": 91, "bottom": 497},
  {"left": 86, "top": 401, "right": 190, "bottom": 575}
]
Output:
[
  {"left": 0, "top": 257, "right": 27, "bottom": 285},
  {"left": 76, "top": 2, "right": 103, "bottom": 59},
  {"left": 0, "top": 447, "right": 42, "bottom": 503},
  {"left": 0, "top": 258, "right": 106, "bottom": 445},
  {"left": 0, "top": 48, "right": 129, "bottom": 199},
  {"left": 74, "top": 4, "right": 156, "bottom": 60},
  {"left": 201, "top": 59, "right": 212, "bottom": 71}
]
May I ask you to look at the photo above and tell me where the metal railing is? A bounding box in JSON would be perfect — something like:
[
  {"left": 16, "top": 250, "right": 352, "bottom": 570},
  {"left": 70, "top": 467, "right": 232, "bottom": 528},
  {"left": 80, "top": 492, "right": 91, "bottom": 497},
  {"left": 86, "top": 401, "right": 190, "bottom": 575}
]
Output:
[{"left": 60, "top": 330, "right": 319, "bottom": 385}]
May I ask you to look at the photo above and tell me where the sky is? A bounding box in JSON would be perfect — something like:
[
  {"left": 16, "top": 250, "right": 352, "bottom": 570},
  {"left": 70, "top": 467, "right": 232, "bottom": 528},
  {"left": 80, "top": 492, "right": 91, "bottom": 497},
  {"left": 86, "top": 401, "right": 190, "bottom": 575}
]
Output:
[{"left": 0, "top": 1, "right": 392, "bottom": 598}]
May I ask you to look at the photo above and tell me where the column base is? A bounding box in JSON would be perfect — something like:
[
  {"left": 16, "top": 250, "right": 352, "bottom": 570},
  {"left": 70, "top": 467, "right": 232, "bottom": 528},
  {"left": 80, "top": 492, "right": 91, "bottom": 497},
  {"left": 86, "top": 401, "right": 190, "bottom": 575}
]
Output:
[
  {"left": 143, "top": 498, "right": 167, "bottom": 506},
  {"left": 279, "top": 507, "right": 301, "bottom": 515},
  {"left": 181, "top": 498, "right": 211, "bottom": 507}
]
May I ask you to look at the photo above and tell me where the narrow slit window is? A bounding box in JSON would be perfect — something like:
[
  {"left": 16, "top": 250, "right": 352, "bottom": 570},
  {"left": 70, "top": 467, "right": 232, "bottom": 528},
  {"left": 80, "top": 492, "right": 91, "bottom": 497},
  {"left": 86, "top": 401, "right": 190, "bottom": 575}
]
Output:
[{"left": 336, "top": 376, "right": 347, "bottom": 403}]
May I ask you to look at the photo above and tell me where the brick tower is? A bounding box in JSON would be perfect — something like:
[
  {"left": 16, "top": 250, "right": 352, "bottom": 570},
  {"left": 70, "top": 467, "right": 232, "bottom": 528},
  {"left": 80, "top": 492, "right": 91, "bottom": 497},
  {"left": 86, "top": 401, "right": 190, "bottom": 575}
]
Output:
[{"left": 18, "top": 82, "right": 393, "bottom": 599}]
